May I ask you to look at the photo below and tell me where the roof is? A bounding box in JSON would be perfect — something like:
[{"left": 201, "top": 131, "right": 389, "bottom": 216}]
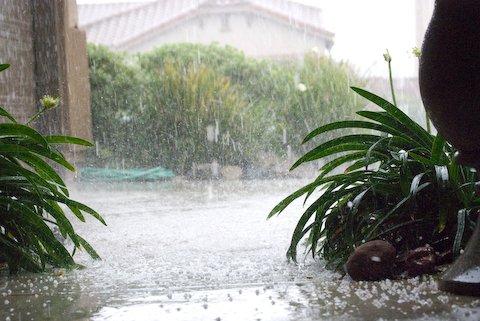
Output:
[{"left": 78, "top": 0, "right": 334, "bottom": 51}]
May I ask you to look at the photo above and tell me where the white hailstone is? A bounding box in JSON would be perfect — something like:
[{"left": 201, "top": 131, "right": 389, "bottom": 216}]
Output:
[{"left": 437, "top": 295, "right": 449, "bottom": 304}]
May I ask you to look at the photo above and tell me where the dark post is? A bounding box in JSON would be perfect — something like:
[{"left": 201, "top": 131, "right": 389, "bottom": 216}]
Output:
[
  {"left": 31, "top": 0, "right": 66, "bottom": 135},
  {"left": 419, "top": 0, "right": 480, "bottom": 296}
]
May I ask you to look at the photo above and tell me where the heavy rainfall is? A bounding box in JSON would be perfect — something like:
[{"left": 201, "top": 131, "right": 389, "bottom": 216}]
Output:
[{"left": 0, "top": 0, "right": 480, "bottom": 320}]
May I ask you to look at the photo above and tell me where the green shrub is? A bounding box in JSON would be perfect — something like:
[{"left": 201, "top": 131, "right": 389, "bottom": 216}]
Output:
[
  {"left": 87, "top": 44, "right": 144, "bottom": 168},
  {"left": 137, "top": 61, "right": 252, "bottom": 174},
  {"left": 280, "top": 53, "right": 364, "bottom": 155},
  {"left": 88, "top": 43, "right": 363, "bottom": 174},
  {"left": 139, "top": 43, "right": 288, "bottom": 172},
  {"left": 0, "top": 64, "right": 105, "bottom": 272}
]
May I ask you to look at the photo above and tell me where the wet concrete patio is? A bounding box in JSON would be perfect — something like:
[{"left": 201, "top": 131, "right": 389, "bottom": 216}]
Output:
[{"left": 1, "top": 179, "right": 479, "bottom": 320}]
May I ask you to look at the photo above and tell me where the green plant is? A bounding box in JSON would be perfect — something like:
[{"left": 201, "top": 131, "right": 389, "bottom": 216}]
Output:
[
  {"left": 0, "top": 64, "right": 105, "bottom": 272},
  {"left": 269, "top": 58, "right": 480, "bottom": 272},
  {"left": 138, "top": 58, "right": 252, "bottom": 174},
  {"left": 88, "top": 43, "right": 362, "bottom": 174},
  {"left": 87, "top": 44, "right": 143, "bottom": 168}
]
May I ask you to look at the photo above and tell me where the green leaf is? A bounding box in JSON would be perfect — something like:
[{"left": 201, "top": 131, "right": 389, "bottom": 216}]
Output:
[
  {"left": 344, "top": 159, "right": 376, "bottom": 173},
  {"left": 352, "top": 87, "right": 434, "bottom": 148},
  {"left": 20, "top": 144, "right": 76, "bottom": 172},
  {"left": 357, "top": 111, "right": 411, "bottom": 138},
  {"left": 77, "top": 235, "right": 101, "bottom": 260},
  {"left": 365, "top": 136, "right": 387, "bottom": 164},
  {"left": 0, "top": 159, "right": 65, "bottom": 197},
  {"left": 431, "top": 133, "right": 447, "bottom": 165},
  {"left": 409, "top": 152, "right": 435, "bottom": 167},
  {"left": 0, "top": 64, "right": 10, "bottom": 72},
  {"left": 435, "top": 165, "right": 450, "bottom": 232},
  {"left": 350, "top": 188, "right": 370, "bottom": 215},
  {"left": 16, "top": 153, "right": 68, "bottom": 195},
  {"left": 42, "top": 200, "right": 81, "bottom": 247},
  {"left": 0, "top": 196, "right": 75, "bottom": 267},
  {"left": 453, "top": 209, "right": 467, "bottom": 257},
  {"left": 44, "top": 135, "right": 94, "bottom": 147},
  {"left": 43, "top": 196, "right": 106, "bottom": 226},
  {"left": 269, "top": 173, "right": 352, "bottom": 217},
  {"left": 0, "top": 123, "right": 48, "bottom": 146},
  {"left": 302, "top": 120, "right": 402, "bottom": 145},
  {"left": 365, "top": 196, "right": 411, "bottom": 239},
  {"left": 319, "top": 152, "right": 368, "bottom": 178},
  {"left": 371, "top": 219, "right": 426, "bottom": 240},
  {"left": 287, "top": 186, "right": 355, "bottom": 262},
  {"left": 410, "top": 173, "right": 427, "bottom": 197},
  {"left": 0, "top": 106, "right": 17, "bottom": 123},
  {"left": 0, "top": 234, "right": 42, "bottom": 272},
  {"left": 67, "top": 204, "right": 86, "bottom": 222},
  {"left": 291, "top": 135, "right": 383, "bottom": 170},
  {"left": 268, "top": 182, "right": 317, "bottom": 218}
]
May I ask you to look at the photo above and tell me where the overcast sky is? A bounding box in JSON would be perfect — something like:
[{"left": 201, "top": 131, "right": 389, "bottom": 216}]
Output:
[
  {"left": 314, "top": 0, "right": 420, "bottom": 78},
  {"left": 76, "top": 0, "right": 428, "bottom": 78}
]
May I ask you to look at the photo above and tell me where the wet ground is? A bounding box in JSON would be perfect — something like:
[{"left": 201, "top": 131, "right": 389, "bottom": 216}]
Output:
[{"left": 1, "top": 179, "right": 479, "bottom": 320}]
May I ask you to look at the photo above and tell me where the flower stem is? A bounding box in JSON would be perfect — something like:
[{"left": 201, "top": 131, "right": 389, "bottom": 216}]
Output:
[
  {"left": 26, "top": 107, "right": 47, "bottom": 126},
  {"left": 387, "top": 59, "right": 398, "bottom": 107}
]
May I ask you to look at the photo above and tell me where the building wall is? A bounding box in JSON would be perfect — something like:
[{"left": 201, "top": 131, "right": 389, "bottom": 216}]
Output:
[
  {"left": 0, "top": 0, "right": 92, "bottom": 163},
  {"left": 0, "top": 0, "right": 36, "bottom": 123},
  {"left": 122, "top": 12, "right": 329, "bottom": 60}
]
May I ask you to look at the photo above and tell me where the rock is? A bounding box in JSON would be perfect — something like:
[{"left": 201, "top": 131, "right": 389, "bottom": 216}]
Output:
[
  {"left": 346, "top": 240, "right": 396, "bottom": 281},
  {"left": 404, "top": 244, "right": 437, "bottom": 277}
]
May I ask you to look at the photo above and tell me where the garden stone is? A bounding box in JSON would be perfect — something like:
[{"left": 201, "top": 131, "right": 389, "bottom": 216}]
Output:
[
  {"left": 346, "top": 240, "right": 396, "bottom": 281},
  {"left": 404, "top": 244, "right": 437, "bottom": 277}
]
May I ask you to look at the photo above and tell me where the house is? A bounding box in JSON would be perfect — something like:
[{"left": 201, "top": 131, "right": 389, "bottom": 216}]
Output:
[{"left": 78, "top": 0, "right": 334, "bottom": 60}]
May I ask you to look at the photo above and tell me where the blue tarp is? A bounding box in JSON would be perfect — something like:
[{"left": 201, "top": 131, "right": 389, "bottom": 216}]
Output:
[{"left": 77, "top": 166, "right": 175, "bottom": 182}]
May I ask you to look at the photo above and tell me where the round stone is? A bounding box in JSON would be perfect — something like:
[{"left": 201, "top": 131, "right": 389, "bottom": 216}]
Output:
[{"left": 346, "top": 240, "right": 397, "bottom": 281}]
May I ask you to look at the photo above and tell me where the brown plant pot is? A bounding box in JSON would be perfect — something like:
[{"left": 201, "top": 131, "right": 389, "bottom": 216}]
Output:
[{"left": 419, "top": 0, "right": 480, "bottom": 296}]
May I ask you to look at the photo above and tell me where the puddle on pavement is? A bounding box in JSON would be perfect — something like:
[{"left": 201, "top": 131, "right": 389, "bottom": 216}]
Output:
[
  {"left": 90, "top": 281, "right": 480, "bottom": 321},
  {"left": 1, "top": 180, "right": 480, "bottom": 320}
]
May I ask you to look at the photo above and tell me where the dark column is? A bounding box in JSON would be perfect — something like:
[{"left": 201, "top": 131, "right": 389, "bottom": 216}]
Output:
[
  {"left": 31, "top": 0, "right": 93, "bottom": 168},
  {"left": 31, "top": 0, "right": 66, "bottom": 135},
  {"left": 0, "top": 0, "right": 36, "bottom": 123}
]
